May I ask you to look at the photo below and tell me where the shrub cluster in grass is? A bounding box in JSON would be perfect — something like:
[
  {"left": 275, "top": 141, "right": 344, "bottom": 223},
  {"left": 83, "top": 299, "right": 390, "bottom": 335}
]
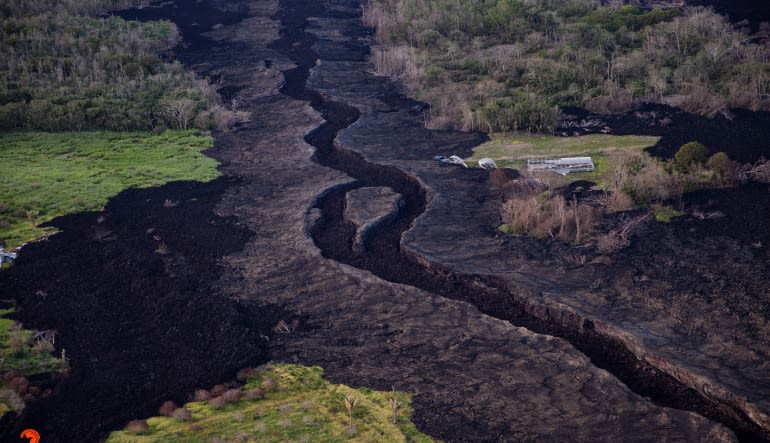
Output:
[
  {"left": 500, "top": 192, "right": 599, "bottom": 243},
  {"left": 107, "top": 363, "right": 432, "bottom": 443},
  {"left": 494, "top": 141, "right": 746, "bottom": 252},
  {"left": 364, "top": 1, "right": 770, "bottom": 133},
  {"left": 0, "top": 308, "right": 64, "bottom": 416},
  {"left": 0, "top": 1, "right": 246, "bottom": 131},
  {"left": 0, "top": 130, "right": 219, "bottom": 248}
]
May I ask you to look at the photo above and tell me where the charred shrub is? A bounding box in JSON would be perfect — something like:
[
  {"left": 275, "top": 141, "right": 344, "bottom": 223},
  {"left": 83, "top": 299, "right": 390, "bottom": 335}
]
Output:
[{"left": 158, "top": 400, "right": 178, "bottom": 416}]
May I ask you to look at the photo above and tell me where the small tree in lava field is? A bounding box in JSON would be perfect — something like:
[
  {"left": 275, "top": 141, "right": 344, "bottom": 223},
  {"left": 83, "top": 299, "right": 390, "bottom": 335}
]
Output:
[{"left": 674, "top": 141, "right": 709, "bottom": 172}]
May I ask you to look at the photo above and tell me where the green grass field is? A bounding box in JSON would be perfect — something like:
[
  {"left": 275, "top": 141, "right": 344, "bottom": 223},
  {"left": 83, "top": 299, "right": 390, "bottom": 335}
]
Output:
[
  {"left": 467, "top": 134, "right": 660, "bottom": 187},
  {"left": 0, "top": 130, "right": 219, "bottom": 248},
  {"left": 107, "top": 363, "right": 433, "bottom": 443}
]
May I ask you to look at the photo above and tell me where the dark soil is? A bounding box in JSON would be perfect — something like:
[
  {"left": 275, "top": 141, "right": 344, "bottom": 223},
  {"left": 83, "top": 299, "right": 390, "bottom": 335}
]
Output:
[
  {"left": 0, "top": 179, "right": 278, "bottom": 443},
  {"left": 678, "top": 182, "right": 770, "bottom": 261},
  {"left": 687, "top": 0, "right": 770, "bottom": 31}
]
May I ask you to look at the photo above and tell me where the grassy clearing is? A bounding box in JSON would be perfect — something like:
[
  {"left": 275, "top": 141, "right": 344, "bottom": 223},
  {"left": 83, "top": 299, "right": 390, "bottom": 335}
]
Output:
[
  {"left": 0, "top": 130, "right": 219, "bottom": 248},
  {"left": 467, "top": 134, "right": 660, "bottom": 187},
  {"left": 107, "top": 363, "right": 433, "bottom": 443},
  {"left": 651, "top": 204, "right": 683, "bottom": 222},
  {"left": 0, "top": 309, "right": 62, "bottom": 375},
  {"left": 0, "top": 308, "right": 64, "bottom": 415}
]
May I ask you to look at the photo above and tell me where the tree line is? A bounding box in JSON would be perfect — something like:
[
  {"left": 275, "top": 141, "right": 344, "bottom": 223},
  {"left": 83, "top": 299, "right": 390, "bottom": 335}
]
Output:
[
  {"left": 0, "top": 0, "right": 241, "bottom": 131},
  {"left": 363, "top": 0, "right": 770, "bottom": 133}
]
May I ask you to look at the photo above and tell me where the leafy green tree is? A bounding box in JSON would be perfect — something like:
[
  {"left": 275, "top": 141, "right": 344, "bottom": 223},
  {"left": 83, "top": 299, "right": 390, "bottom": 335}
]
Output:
[
  {"left": 674, "top": 141, "right": 709, "bottom": 172},
  {"left": 706, "top": 151, "right": 738, "bottom": 185}
]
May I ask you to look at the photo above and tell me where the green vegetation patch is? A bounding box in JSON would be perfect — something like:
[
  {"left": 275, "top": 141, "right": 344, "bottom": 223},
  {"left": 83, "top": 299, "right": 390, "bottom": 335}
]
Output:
[
  {"left": 107, "top": 363, "right": 433, "bottom": 443},
  {"left": 0, "top": 2, "right": 242, "bottom": 132},
  {"left": 468, "top": 134, "right": 659, "bottom": 186},
  {"left": 652, "top": 204, "right": 683, "bottom": 222},
  {"left": 0, "top": 130, "right": 219, "bottom": 248},
  {"left": 0, "top": 308, "right": 64, "bottom": 415},
  {"left": 0, "top": 309, "right": 62, "bottom": 376},
  {"left": 366, "top": 1, "right": 770, "bottom": 133}
]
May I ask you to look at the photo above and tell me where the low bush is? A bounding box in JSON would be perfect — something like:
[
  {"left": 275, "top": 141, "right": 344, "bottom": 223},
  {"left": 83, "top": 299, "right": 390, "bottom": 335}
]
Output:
[
  {"left": 124, "top": 419, "right": 149, "bottom": 433},
  {"left": 221, "top": 389, "right": 243, "bottom": 404},
  {"left": 600, "top": 190, "right": 634, "bottom": 212},
  {"left": 500, "top": 194, "right": 597, "bottom": 243},
  {"left": 652, "top": 204, "right": 682, "bottom": 222},
  {"left": 170, "top": 407, "right": 192, "bottom": 421},
  {"left": 158, "top": 400, "right": 177, "bottom": 416},
  {"left": 210, "top": 384, "right": 227, "bottom": 397},
  {"left": 207, "top": 396, "right": 229, "bottom": 409},
  {"left": 192, "top": 389, "right": 211, "bottom": 402},
  {"left": 31, "top": 331, "right": 55, "bottom": 354},
  {"left": 245, "top": 387, "right": 266, "bottom": 400},
  {"left": 622, "top": 163, "right": 679, "bottom": 204},
  {"left": 235, "top": 367, "right": 256, "bottom": 382},
  {"left": 262, "top": 377, "right": 279, "bottom": 392},
  {"left": 8, "top": 323, "right": 28, "bottom": 357},
  {"left": 9, "top": 376, "right": 29, "bottom": 394},
  {"left": 490, "top": 168, "right": 518, "bottom": 195}
]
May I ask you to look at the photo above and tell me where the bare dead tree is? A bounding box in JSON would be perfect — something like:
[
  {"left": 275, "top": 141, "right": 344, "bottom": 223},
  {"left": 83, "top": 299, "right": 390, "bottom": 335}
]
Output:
[
  {"left": 272, "top": 319, "right": 299, "bottom": 334},
  {"left": 596, "top": 213, "right": 650, "bottom": 254},
  {"left": 738, "top": 158, "right": 770, "bottom": 184},
  {"left": 162, "top": 98, "right": 196, "bottom": 130}
]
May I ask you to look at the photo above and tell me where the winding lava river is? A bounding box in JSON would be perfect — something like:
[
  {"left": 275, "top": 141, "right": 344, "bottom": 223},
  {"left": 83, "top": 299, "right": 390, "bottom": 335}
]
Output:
[{"left": 272, "top": 0, "right": 767, "bottom": 440}]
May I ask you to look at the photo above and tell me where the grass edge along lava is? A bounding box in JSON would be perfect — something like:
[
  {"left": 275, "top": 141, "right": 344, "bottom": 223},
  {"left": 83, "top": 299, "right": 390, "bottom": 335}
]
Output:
[
  {"left": 107, "top": 363, "right": 435, "bottom": 443},
  {"left": 0, "top": 129, "right": 219, "bottom": 250},
  {"left": 0, "top": 308, "right": 66, "bottom": 416}
]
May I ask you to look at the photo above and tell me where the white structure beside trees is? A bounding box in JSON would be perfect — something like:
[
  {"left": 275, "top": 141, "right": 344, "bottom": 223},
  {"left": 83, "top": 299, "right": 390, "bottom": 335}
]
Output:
[{"left": 527, "top": 157, "right": 594, "bottom": 175}]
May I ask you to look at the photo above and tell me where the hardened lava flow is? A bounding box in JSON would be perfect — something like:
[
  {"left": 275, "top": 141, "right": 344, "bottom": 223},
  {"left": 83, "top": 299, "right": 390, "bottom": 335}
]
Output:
[{"left": 271, "top": 0, "right": 767, "bottom": 441}]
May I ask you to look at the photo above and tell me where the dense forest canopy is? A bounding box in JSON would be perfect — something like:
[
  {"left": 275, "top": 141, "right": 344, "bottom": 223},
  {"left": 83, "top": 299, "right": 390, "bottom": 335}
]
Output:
[
  {"left": 0, "top": 0, "right": 238, "bottom": 131},
  {"left": 364, "top": 0, "right": 770, "bottom": 133}
]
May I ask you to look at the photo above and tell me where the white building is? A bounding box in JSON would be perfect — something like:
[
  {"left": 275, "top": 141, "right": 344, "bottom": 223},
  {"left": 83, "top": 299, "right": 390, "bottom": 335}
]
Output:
[{"left": 526, "top": 157, "right": 594, "bottom": 175}]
